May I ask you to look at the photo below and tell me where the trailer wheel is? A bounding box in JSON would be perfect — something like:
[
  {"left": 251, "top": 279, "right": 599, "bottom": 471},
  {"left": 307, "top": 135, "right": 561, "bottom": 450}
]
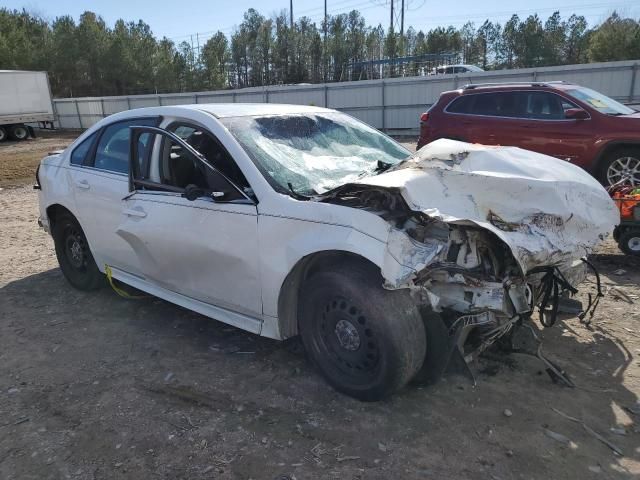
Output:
[
  {"left": 9, "top": 124, "right": 29, "bottom": 140},
  {"left": 0, "top": 126, "right": 7, "bottom": 142},
  {"left": 618, "top": 228, "right": 640, "bottom": 256}
]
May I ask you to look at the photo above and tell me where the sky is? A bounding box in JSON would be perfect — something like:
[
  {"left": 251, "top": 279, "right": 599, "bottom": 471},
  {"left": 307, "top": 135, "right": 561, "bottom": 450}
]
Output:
[{"left": 3, "top": 0, "right": 639, "bottom": 46}]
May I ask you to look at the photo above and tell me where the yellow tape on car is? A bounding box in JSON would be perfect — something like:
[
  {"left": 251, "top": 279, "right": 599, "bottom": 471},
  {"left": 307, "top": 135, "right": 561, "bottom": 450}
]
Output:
[{"left": 104, "top": 264, "right": 148, "bottom": 299}]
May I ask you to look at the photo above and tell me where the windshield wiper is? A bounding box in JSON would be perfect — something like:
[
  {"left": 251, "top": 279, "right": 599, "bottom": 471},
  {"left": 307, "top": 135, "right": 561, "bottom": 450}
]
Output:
[{"left": 287, "top": 182, "right": 311, "bottom": 201}]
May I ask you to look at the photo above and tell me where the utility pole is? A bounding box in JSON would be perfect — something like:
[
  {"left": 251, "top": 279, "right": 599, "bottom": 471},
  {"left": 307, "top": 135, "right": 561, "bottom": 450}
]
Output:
[
  {"left": 389, "top": 0, "right": 394, "bottom": 33},
  {"left": 400, "top": 0, "right": 404, "bottom": 38},
  {"left": 324, "top": 0, "right": 327, "bottom": 82},
  {"left": 290, "top": 0, "right": 293, "bottom": 28}
]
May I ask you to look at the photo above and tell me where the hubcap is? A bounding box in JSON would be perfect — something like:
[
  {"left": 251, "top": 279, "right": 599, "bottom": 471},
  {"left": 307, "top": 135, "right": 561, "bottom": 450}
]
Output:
[
  {"left": 607, "top": 156, "right": 640, "bottom": 186},
  {"left": 628, "top": 236, "right": 640, "bottom": 252}
]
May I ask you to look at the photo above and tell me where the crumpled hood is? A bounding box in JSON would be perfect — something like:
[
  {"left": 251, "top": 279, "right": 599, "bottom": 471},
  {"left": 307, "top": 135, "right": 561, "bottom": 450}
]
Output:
[{"left": 357, "top": 139, "right": 619, "bottom": 273}]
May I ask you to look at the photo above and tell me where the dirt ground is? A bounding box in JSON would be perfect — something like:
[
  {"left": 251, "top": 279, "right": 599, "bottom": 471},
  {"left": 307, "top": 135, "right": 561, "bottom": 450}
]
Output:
[{"left": 1, "top": 133, "right": 639, "bottom": 479}]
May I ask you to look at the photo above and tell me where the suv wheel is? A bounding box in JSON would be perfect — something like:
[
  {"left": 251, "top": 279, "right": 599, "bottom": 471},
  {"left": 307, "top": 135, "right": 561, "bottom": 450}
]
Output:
[
  {"left": 298, "top": 263, "right": 426, "bottom": 401},
  {"left": 52, "top": 212, "right": 104, "bottom": 290},
  {"left": 0, "top": 126, "right": 7, "bottom": 142},
  {"left": 601, "top": 148, "right": 640, "bottom": 186}
]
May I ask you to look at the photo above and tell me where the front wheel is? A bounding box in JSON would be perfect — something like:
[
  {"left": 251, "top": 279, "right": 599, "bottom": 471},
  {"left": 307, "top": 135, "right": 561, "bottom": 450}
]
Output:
[
  {"left": 0, "top": 126, "right": 7, "bottom": 142},
  {"left": 618, "top": 229, "right": 640, "bottom": 256},
  {"left": 600, "top": 148, "right": 640, "bottom": 186},
  {"left": 52, "top": 212, "right": 104, "bottom": 290},
  {"left": 298, "top": 263, "right": 426, "bottom": 401}
]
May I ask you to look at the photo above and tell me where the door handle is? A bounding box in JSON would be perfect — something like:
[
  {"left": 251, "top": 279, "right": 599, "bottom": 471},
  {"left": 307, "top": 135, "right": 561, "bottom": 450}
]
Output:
[
  {"left": 122, "top": 208, "right": 147, "bottom": 218},
  {"left": 75, "top": 180, "right": 90, "bottom": 190}
]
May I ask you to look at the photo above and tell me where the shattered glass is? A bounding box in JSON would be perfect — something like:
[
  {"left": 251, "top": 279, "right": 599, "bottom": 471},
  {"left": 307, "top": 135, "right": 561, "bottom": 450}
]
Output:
[{"left": 222, "top": 113, "right": 409, "bottom": 195}]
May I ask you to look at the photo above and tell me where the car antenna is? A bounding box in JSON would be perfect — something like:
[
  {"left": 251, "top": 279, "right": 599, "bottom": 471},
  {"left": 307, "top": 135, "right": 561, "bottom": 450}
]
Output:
[{"left": 287, "top": 182, "right": 310, "bottom": 201}]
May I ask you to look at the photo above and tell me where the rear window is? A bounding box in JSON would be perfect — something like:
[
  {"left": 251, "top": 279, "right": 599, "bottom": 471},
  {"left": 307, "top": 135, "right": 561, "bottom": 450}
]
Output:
[{"left": 447, "top": 95, "right": 475, "bottom": 114}]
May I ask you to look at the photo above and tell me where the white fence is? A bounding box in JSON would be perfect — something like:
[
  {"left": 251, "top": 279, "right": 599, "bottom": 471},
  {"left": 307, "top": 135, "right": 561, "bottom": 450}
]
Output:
[{"left": 53, "top": 59, "right": 640, "bottom": 135}]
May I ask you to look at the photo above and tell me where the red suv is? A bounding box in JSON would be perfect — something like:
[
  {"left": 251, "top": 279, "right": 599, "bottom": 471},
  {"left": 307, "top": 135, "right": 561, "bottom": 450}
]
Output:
[{"left": 418, "top": 82, "right": 640, "bottom": 186}]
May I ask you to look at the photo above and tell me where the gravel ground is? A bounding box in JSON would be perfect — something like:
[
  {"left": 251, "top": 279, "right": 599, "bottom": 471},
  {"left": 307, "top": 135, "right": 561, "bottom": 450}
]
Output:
[{"left": 0, "top": 134, "right": 639, "bottom": 479}]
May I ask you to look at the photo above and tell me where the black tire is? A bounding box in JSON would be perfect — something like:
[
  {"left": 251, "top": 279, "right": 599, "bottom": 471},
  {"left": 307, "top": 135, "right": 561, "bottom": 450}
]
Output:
[
  {"left": 599, "top": 147, "right": 640, "bottom": 187},
  {"left": 411, "top": 308, "right": 451, "bottom": 386},
  {"left": 618, "top": 229, "right": 640, "bottom": 256},
  {"left": 0, "top": 126, "right": 7, "bottom": 142},
  {"left": 298, "top": 263, "right": 426, "bottom": 401},
  {"left": 52, "top": 212, "right": 104, "bottom": 290},
  {"left": 9, "top": 124, "right": 29, "bottom": 141}
]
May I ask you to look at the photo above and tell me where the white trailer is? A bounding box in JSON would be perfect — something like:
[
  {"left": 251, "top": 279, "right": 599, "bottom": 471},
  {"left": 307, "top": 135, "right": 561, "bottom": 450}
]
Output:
[{"left": 0, "top": 70, "right": 54, "bottom": 141}]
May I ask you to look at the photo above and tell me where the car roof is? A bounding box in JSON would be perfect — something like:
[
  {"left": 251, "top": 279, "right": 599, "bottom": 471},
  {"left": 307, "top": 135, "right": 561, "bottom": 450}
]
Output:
[{"left": 177, "top": 103, "right": 333, "bottom": 118}]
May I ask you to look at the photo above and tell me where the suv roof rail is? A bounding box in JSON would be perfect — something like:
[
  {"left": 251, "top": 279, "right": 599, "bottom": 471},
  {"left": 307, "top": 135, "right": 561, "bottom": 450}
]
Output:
[{"left": 462, "top": 81, "right": 568, "bottom": 90}]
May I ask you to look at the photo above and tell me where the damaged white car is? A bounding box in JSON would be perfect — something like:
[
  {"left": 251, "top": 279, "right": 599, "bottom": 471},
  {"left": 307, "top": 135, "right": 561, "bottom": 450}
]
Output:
[{"left": 36, "top": 104, "right": 619, "bottom": 401}]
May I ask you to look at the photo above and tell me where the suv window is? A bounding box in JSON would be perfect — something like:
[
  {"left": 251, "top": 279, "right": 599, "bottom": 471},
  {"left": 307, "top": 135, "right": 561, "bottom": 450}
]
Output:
[
  {"left": 524, "top": 92, "right": 565, "bottom": 120},
  {"left": 447, "top": 95, "right": 475, "bottom": 114},
  {"left": 474, "top": 92, "right": 525, "bottom": 117},
  {"left": 93, "top": 118, "right": 158, "bottom": 174},
  {"left": 70, "top": 132, "right": 98, "bottom": 166}
]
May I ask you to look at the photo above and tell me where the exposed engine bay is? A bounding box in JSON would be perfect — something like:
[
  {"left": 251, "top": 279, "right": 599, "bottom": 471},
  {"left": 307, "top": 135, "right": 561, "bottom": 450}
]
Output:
[{"left": 318, "top": 139, "right": 620, "bottom": 373}]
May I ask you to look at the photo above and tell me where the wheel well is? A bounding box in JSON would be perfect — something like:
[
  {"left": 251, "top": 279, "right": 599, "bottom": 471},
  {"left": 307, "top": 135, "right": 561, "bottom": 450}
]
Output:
[
  {"left": 277, "top": 251, "right": 381, "bottom": 339},
  {"left": 46, "top": 204, "right": 74, "bottom": 231},
  {"left": 594, "top": 142, "right": 640, "bottom": 172}
]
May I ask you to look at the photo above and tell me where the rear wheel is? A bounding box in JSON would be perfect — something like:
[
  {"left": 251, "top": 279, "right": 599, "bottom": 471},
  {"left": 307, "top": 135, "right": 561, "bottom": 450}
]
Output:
[
  {"left": 9, "top": 124, "right": 29, "bottom": 141},
  {"left": 600, "top": 148, "right": 640, "bottom": 186},
  {"left": 52, "top": 212, "right": 103, "bottom": 290},
  {"left": 298, "top": 263, "right": 426, "bottom": 401},
  {"left": 618, "top": 229, "right": 640, "bottom": 256},
  {"left": 0, "top": 126, "right": 7, "bottom": 142}
]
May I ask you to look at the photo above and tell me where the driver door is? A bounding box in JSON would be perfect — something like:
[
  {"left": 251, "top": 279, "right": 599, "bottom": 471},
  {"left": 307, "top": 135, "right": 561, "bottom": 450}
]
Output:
[{"left": 116, "top": 126, "right": 262, "bottom": 318}]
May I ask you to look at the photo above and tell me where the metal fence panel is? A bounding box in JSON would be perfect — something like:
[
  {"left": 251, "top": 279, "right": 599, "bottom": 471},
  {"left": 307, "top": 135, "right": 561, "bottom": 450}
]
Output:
[
  {"left": 103, "top": 98, "right": 130, "bottom": 114},
  {"left": 52, "top": 59, "right": 640, "bottom": 133}
]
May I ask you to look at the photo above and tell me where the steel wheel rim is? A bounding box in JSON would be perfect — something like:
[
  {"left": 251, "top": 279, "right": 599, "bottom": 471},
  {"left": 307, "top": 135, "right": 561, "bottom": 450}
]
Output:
[
  {"left": 607, "top": 156, "right": 640, "bottom": 186},
  {"left": 314, "top": 296, "right": 380, "bottom": 379},
  {"left": 64, "top": 227, "right": 88, "bottom": 271},
  {"left": 628, "top": 235, "right": 640, "bottom": 252}
]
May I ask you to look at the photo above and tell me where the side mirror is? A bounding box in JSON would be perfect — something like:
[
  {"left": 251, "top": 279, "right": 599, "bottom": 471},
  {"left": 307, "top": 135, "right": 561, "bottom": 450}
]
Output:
[
  {"left": 183, "top": 184, "right": 205, "bottom": 201},
  {"left": 565, "top": 108, "right": 589, "bottom": 120}
]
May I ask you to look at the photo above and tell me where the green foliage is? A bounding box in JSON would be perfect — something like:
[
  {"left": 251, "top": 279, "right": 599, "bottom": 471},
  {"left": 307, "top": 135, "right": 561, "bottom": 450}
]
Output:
[
  {"left": 0, "top": 7, "right": 637, "bottom": 97},
  {"left": 588, "top": 12, "right": 640, "bottom": 62}
]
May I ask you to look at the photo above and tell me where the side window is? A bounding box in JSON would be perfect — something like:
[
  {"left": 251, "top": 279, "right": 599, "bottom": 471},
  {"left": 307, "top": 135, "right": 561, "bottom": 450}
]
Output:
[
  {"left": 70, "top": 132, "right": 98, "bottom": 165},
  {"left": 447, "top": 95, "right": 475, "bottom": 114},
  {"left": 472, "top": 93, "right": 500, "bottom": 116},
  {"left": 168, "top": 123, "right": 250, "bottom": 191},
  {"left": 525, "top": 92, "right": 565, "bottom": 120},
  {"left": 93, "top": 118, "right": 158, "bottom": 174},
  {"left": 154, "top": 134, "right": 245, "bottom": 202}
]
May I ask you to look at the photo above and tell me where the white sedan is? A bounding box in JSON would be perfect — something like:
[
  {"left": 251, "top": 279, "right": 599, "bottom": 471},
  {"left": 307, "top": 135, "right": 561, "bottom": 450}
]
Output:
[{"left": 36, "top": 104, "right": 618, "bottom": 400}]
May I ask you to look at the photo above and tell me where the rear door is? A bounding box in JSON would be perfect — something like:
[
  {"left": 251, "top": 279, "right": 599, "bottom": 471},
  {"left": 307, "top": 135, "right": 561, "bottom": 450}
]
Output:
[{"left": 67, "top": 117, "right": 159, "bottom": 275}]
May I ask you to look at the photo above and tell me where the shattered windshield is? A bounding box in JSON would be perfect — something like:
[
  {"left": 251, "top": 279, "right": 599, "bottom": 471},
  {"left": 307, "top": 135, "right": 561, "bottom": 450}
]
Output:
[{"left": 221, "top": 112, "right": 410, "bottom": 195}]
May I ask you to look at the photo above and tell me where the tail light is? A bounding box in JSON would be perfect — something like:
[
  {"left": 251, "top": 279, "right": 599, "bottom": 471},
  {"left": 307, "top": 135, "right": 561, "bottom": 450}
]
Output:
[{"left": 420, "top": 112, "right": 429, "bottom": 123}]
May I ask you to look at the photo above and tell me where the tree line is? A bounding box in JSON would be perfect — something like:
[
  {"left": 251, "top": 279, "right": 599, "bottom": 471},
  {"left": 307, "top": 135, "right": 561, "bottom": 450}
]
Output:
[{"left": 0, "top": 7, "right": 639, "bottom": 98}]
